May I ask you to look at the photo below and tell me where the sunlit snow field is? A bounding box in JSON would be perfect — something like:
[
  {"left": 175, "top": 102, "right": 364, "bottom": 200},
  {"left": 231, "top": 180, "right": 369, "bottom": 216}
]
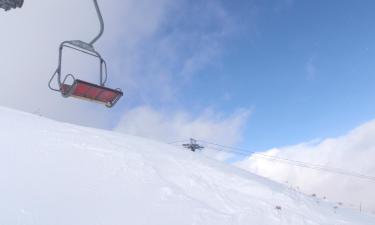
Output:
[{"left": 0, "top": 106, "right": 374, "bottom": 225}]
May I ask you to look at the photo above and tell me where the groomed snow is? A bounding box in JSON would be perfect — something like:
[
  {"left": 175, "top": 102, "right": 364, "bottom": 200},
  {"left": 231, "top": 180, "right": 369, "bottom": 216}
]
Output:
[{"left": 0, "top": 106, "right": 374, "bottom": 225}]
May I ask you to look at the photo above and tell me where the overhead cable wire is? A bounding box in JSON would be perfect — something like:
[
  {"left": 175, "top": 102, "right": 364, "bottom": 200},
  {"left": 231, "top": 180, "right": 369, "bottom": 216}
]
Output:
[
  {"left": 168, "top": 140, "right": 188, "bottom": 145},
  {"left": 195, "top": 140, "right": 375, "bottom": 182}
]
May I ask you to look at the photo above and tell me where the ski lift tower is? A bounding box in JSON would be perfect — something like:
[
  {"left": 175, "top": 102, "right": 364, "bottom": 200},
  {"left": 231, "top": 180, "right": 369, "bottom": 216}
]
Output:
[
  {"left": 0, "top": 0, "right": 23, "bottom": 11},
  {"left": 182, "top": 138, "right": 204, "bottom": 152}
]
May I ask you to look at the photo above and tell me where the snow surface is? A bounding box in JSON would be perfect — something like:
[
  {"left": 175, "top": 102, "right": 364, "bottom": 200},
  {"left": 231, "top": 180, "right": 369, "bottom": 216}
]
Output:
[{"left": 0, "top": 106, "right": 374, "bottom": 225}]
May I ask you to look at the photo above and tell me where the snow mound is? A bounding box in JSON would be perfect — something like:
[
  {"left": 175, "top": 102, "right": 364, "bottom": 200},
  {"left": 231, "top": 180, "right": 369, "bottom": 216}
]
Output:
[{"left": 0, "top": 106, "right": 374, "bottom": 225}]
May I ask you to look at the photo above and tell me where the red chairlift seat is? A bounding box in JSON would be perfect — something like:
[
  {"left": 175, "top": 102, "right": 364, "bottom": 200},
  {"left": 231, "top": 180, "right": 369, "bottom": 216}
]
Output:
[
  {"left": 48, "top": 40, "right": 124, "bottom": 108},
  {"left": 61, "top": 79, "right": 123, "bottom": 108}
]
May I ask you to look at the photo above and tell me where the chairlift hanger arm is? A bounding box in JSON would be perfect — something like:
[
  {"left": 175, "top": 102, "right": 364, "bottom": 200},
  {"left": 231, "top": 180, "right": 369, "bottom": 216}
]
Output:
[{"left": 90, "top": 0, "right": 104, "bottom": 45}]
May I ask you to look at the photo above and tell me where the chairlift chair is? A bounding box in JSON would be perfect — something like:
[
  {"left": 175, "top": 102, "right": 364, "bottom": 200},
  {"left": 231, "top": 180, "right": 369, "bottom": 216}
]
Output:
[
  {"left": 0, "top": 0, "right": 23, "bottom": 11},
  {"left": 48, "top": 0, "right": 123, "bottom": 108}
]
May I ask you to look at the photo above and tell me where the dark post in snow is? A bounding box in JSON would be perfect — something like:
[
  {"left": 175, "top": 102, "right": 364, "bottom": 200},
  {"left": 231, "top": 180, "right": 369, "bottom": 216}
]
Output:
[{"left": 182, "top": 138, "right": 204, "bottom": 152}]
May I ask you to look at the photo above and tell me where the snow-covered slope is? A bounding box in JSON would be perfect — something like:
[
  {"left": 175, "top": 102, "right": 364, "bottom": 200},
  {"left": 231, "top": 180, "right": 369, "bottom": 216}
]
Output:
[{"left": 0, "top": 106, "right": 374, "bottom": 225}]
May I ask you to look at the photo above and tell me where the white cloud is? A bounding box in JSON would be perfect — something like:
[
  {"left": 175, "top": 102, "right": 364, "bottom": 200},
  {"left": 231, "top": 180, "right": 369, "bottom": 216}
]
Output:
[
  {"left": 105, "top": 0, "right": 238, "bottom": 105},
  {"left": 115, "top": 106, "right": 250, "bottom": 146},
  {"left": 237, "top": 119, "right": 375, "bottom": 212}
]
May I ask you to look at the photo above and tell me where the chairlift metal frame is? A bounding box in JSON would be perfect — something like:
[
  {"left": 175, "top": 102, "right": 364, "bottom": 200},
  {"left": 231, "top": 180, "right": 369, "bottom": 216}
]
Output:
[
  {"left": 48, "top": 0, "right": 123, "bottom": 108},
  {"left": 0, "top": 0, "right": 23, "bottom": 11}
]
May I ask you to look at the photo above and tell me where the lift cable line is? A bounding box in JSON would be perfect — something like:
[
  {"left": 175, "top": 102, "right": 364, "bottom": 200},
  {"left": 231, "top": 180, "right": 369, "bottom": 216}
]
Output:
[
  {"left": 171, "top": 139, "right": 375, "bottom": 182},
  {"left": 210, "top": 145, "right": 375, "bottom": 182},
  {"left": 200, "top": 140, "right": 375, "bottom": 182}
]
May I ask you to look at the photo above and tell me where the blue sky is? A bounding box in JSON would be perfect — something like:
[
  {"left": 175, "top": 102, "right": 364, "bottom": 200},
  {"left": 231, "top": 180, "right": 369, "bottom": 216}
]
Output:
[
  {"left": 231, "top": 1, "right": 375, "bottom": 149},
  {"left": 126, "top": 0, "right": 375, "bottom": 151},
  {"left": 228, "top": 0, "right": 375, "bottom": 150}
]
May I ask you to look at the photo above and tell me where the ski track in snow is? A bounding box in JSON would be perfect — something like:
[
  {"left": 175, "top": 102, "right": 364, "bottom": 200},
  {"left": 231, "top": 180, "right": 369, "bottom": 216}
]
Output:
[{"left": 0, "top": 106, "right": 374, "bottom": 225}]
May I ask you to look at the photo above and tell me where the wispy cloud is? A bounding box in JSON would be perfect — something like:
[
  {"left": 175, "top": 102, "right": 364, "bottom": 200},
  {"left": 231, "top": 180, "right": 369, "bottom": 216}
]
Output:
[
  {"left": 115, "top": 106, "right": 251, "bottom": 145},
  {"left": 104, "top": 0, "right": 239, "bottom": 105},
  {"left": 273, "top": 0, "right": 295, "bottom": 13},
  {"left": 237, "top": 119, "right": 375, "bottom": 212},
  {"left": 306, "top": 56, "right": 317, "bottom": 80}
]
